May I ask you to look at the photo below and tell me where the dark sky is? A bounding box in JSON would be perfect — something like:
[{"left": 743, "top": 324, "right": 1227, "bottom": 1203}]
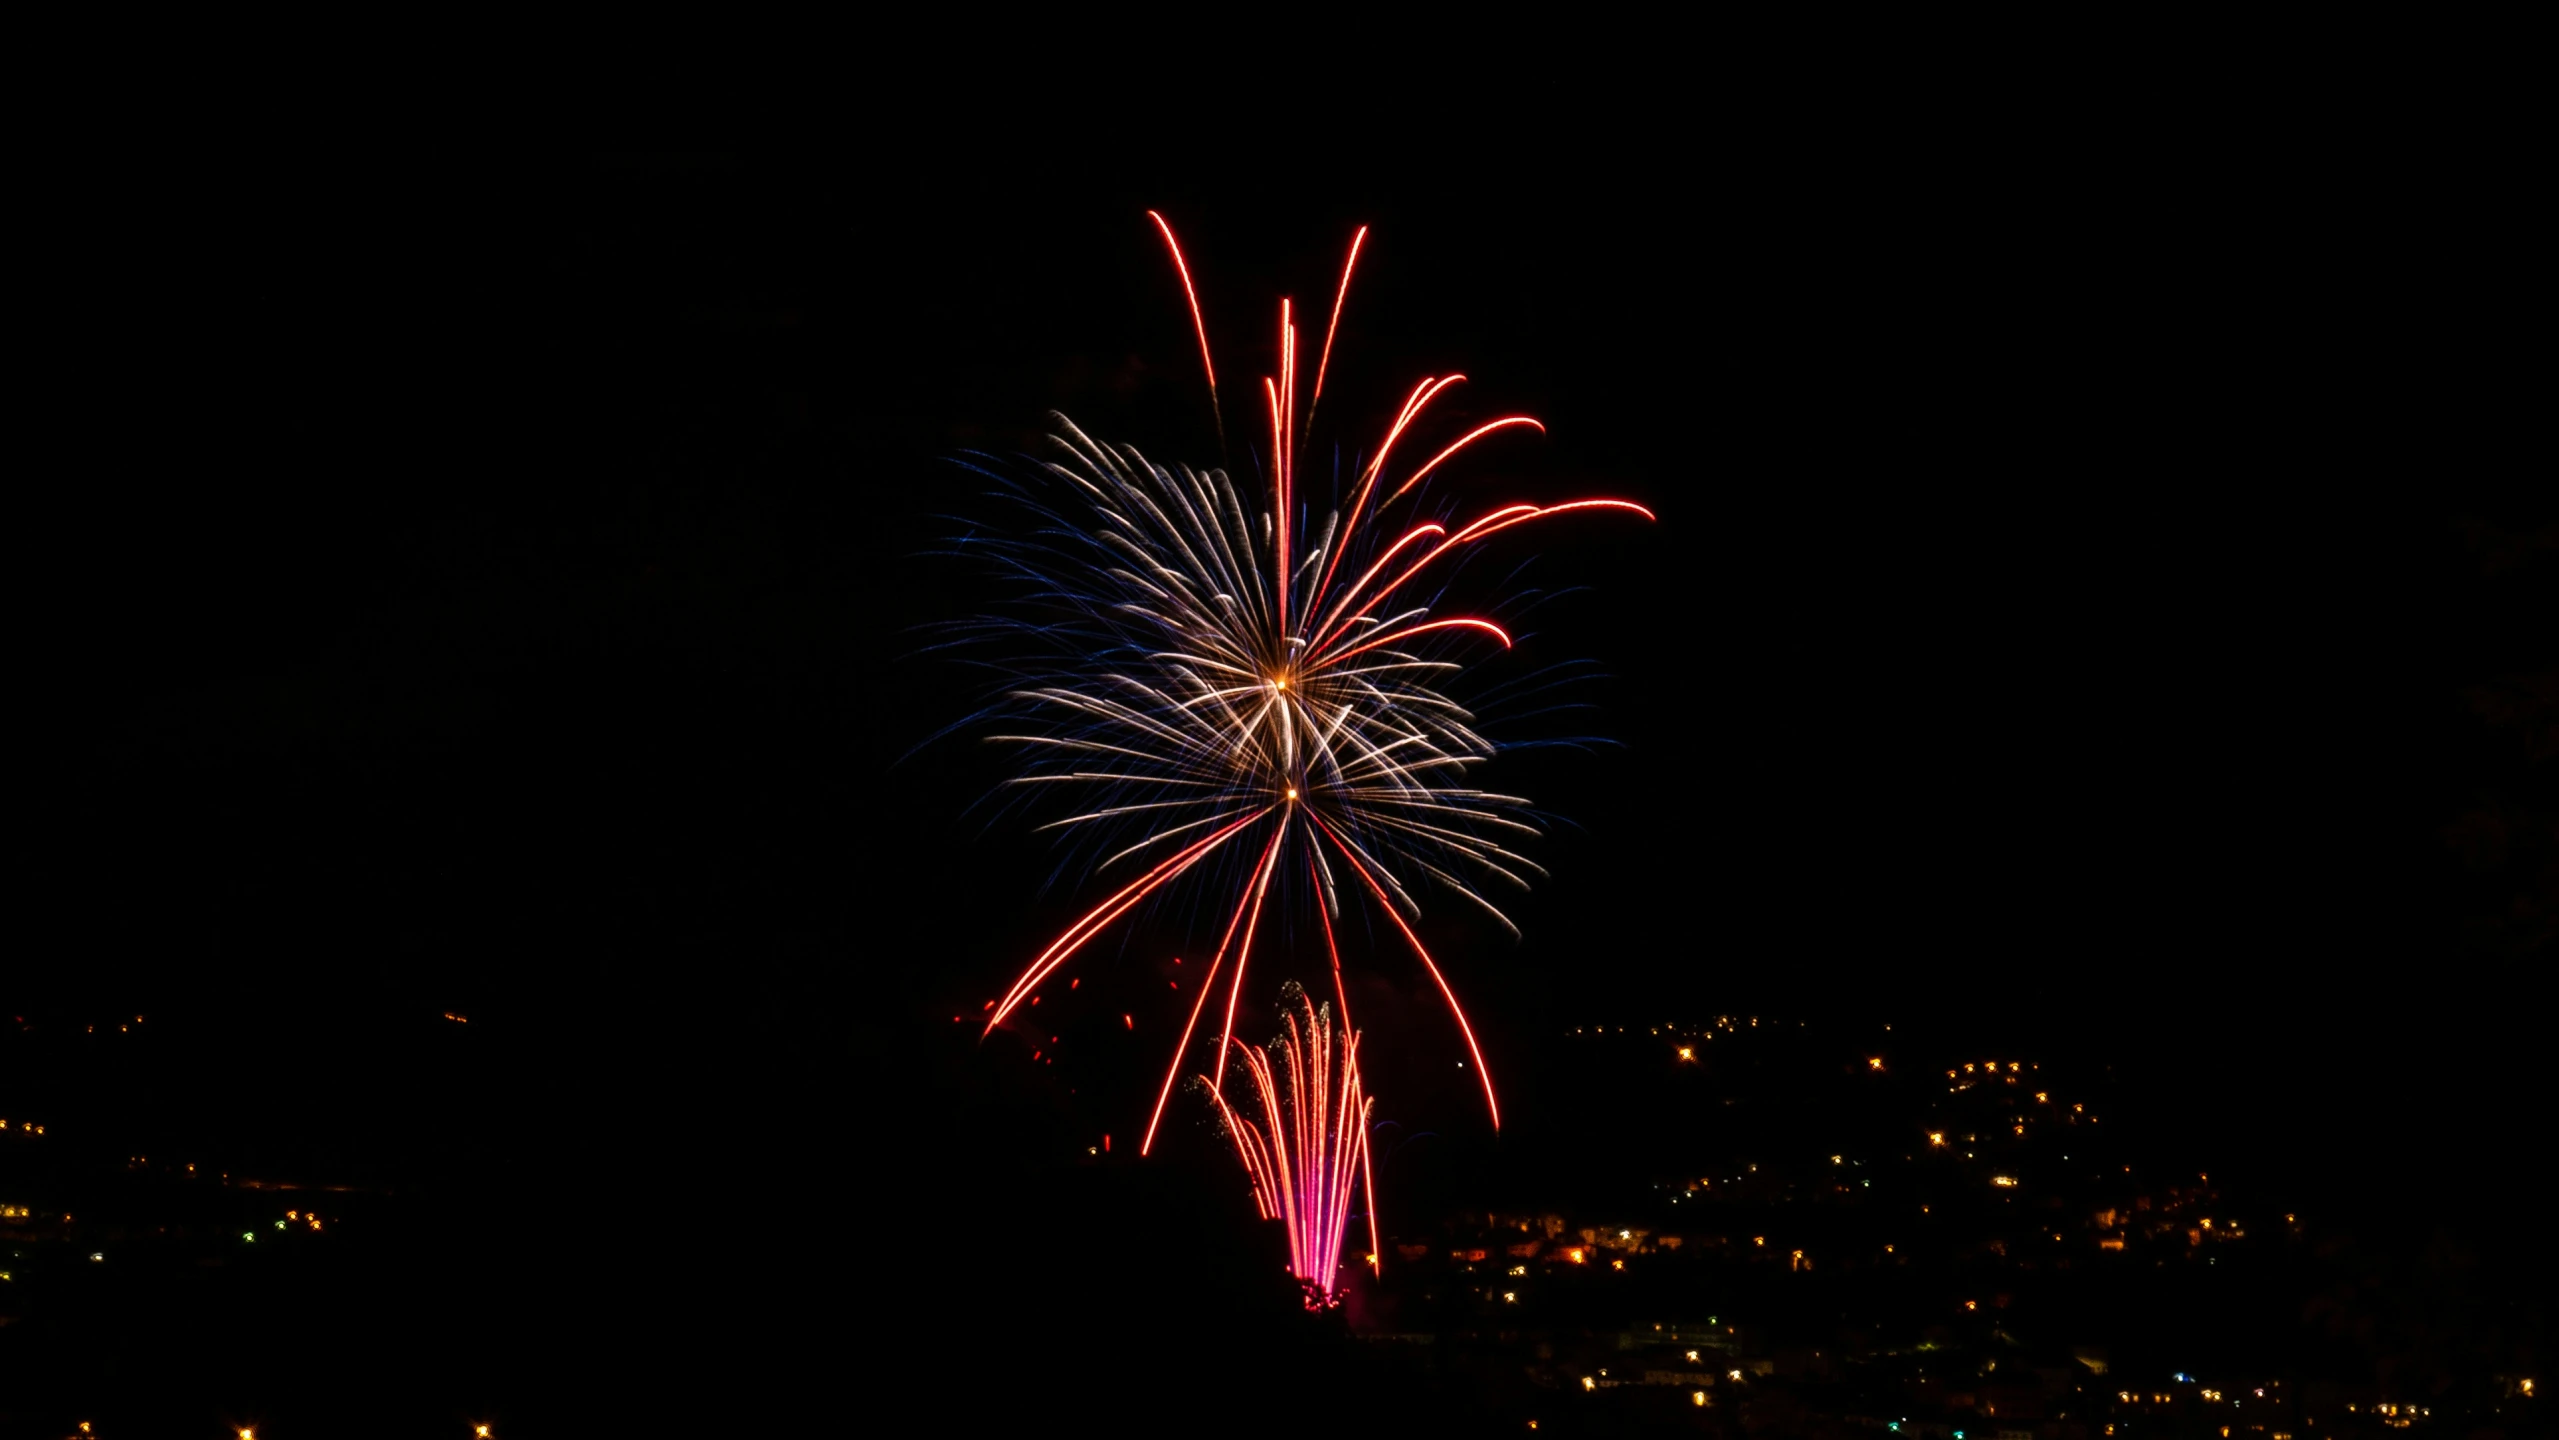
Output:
[{"left": 29, "top": 92, "right": 2548, "bottom": 1268}]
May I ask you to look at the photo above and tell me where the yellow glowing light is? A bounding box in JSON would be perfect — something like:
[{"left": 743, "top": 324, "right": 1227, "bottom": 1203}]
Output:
[
  {"left": 1503, "top": 1290, "right": 1517, "bottom": 1303},
  {"left": 1965, "top": 1300, "right": 1978, "bottom": 1311},
  {"left": 1686, "top": 1349, "right": 1699, "bottom": 1362},
  {"left": 1729, "top": 1369, "right": 1743, "bottom": 1381},
  {"left": 1273, "top": 676, "right": 1287, "bottom": 689},
  {"left": 1677, "top": 1046, "right": 1694, "bottom": 1061},
  {"left": 1566, "top": 1247, "right": 1585, "bottom": 1263},
  {"left": 1581, "top": 1376, "right": 1596, "bottom": 1392},
  {"left": 1692, "top": 1390, "right": 1707, "bottom": 1407},
  {"left": 242, "top": 1431, "right": 257, "bottom": 1440},
  {"left": 1929, "top": 1132, "right": 1945, "bottom": 1146},
  {"left": 1992, "top": 1175, "right": 2018, "bottom": 1187},
  {"left": 2035, "top": 1092, "right": 2048, "bottom": 1103},
  {"left": 1753, "top": 1236, "right": 1765, "bottom": 1246},
  {"left": 1285, "top": 786, "right": 1298, "bottom": 801},
  {"left": 478, "top": 1429, "right": 493, "bottom": 1439},
  {"left": 1868, "top": 1057, "right": 1883, "bottom": 1069}
]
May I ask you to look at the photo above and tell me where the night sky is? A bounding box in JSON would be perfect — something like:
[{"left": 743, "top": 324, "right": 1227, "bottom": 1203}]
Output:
[{"left": 21, "top": 88, "right": 2548, "bottom": 1429}]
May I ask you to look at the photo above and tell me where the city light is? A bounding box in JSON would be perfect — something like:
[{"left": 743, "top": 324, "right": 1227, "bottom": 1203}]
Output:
[{"left": 1692, "top": 1391, "right": 1707, "bottom": 1406}]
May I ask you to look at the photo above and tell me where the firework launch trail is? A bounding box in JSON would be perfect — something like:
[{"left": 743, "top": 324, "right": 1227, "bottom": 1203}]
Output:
[{"left": 1204, "top": 990, "right": 1378, "bottom": 1309}]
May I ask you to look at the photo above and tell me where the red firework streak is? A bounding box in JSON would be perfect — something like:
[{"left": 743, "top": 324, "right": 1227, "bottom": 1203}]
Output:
[
  {"left": 974, "top": 216, "right": 1653, "bottom": 1157},
  {"left": 1204, "top": 991, "right": 1380, "bottom": 1308}
]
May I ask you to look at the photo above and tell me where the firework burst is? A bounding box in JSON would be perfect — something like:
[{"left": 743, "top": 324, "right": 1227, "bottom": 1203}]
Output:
[
  {"left": 1201, "top": 987, "right": 1377, "bottom": 1309},
  {"left": 951, "top": 216, "right": 1651, "bottom": 1154}
]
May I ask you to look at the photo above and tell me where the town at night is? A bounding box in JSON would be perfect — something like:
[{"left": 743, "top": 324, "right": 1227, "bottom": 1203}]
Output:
[{"left": 10, "top": 71, "right": 2544, "bottom": 1437}]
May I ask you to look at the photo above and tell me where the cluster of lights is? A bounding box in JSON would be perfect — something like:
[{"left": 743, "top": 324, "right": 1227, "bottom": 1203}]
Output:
[
  {"left": 1573, "top": 1016, "right": 1767, "bottom": 1037},
  {"left": 231, "top": 1427, "right": 488, "bottom": 1439}
]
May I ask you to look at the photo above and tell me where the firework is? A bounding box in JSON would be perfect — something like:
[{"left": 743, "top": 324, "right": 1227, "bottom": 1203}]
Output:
[
  {"left": 957, "top": 217, "right": 1651, "bottom": 1153},
  {"left": 1202, "top": 988, "right": 1377, "bottom": 1309}
]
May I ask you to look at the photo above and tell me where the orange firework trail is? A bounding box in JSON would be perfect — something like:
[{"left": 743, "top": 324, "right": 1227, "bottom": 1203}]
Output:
[
  {"left": 1202, "top": 989, "right": 1377, "bottom": 1309},
  {"left": 951, "top": 217, "right": 1652, "bottom": 1155}
]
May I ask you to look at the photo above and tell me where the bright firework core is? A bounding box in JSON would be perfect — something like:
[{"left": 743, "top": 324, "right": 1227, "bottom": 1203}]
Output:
[{"left": 962, "top": 217, "right": 1652, "bottom": 1156}]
